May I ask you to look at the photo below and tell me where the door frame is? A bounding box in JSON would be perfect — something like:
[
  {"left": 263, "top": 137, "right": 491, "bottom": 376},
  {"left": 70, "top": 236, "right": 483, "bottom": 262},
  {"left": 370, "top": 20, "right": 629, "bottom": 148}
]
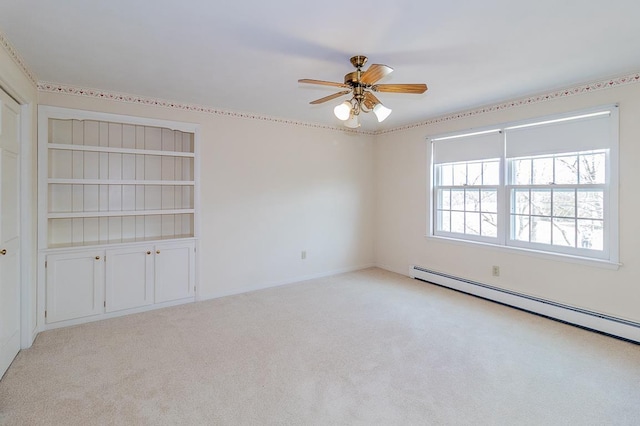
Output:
[{"left": 20, "top": 101, "right": 34, "bottom": 348}]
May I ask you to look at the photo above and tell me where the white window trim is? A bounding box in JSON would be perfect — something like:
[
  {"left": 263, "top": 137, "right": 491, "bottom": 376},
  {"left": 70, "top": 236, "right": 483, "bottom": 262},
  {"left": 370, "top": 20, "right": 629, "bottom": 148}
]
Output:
[{"left": 428, "top": 105, "right": 619, "bottom": 267}]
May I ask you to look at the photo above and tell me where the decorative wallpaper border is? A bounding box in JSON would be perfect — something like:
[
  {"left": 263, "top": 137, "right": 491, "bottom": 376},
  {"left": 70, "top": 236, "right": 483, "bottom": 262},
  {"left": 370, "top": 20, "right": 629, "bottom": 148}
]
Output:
[
  {"left": 35, "top": 72, "right": 640, "bottom": 137},
  {"left": 0, "top": 30, "right": 37, "bottom": 85},
  {"left": 379, "top": 72, "right": 640, "bottom": 135},
  {"left": 38, "top": 71, "right": 640, "bottom": 136},
  {"left": 36, "top": 82, "right": 375, "bottom": 135}
]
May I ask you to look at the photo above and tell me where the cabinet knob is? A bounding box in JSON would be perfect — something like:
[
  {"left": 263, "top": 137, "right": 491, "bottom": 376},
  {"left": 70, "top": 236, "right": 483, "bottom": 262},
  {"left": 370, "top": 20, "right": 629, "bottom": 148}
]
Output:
[
  {"left": 0, "top": 249, "right": 6, "bottom": 255},
  {"left": 156, "top": 250, "right": 161, "bottom": 254},
  {"left": 95, "top": 256, "right": 100, "bottom": 260},
  {"left": 147, "top": 251, "right": 151, "bottom": 255}
]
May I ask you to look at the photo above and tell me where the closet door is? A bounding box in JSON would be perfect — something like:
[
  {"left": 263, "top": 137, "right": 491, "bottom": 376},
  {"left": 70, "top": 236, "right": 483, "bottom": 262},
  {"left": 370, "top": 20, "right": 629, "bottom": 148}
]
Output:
[{"left": 0, "top": 88, "right": 21, "bottom": 378}]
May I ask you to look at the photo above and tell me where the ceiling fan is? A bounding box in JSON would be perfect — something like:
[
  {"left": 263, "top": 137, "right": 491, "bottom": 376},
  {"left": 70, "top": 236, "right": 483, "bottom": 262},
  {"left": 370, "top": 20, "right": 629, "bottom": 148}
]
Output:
[{"left": 298, "top": 55, "right": 428, "bottom": 128}]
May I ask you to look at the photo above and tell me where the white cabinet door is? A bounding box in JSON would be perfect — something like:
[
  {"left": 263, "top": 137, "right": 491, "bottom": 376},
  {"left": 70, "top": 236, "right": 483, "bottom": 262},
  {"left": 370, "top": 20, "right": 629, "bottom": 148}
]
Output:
[
  {"left": 154, "top": 241, "right": 195, "bottom": 303},
  {"left": 105, "top": 246, "right": 154, "bottom": 312},
  {"left": 46, "top": 251, "right": 105, "bottom": 323}
]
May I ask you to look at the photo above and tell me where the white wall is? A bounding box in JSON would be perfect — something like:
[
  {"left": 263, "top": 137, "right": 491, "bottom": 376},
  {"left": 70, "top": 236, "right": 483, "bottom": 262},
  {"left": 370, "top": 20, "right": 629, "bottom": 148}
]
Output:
[
  {"left": 37, "top": 91, "right": 375, "bottom": 299},
  {"left": 374, "top": 83, "right": 640, "bottom": 324}
]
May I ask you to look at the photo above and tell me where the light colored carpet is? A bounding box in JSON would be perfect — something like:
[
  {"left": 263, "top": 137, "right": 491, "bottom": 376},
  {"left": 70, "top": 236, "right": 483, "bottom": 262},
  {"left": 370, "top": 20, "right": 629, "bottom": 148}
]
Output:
[{"left": 1, "top": 268, "right": 639, "bottom": 425}]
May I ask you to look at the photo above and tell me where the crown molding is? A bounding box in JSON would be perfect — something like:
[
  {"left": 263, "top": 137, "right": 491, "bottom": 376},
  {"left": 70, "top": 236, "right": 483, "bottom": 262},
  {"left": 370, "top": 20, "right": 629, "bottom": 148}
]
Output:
[
  {"left": 36, "top": 82, "right": 375, "bottom": 135},
  {"left": 0, "top": 30, "right": 37, "bottom": 85},
  {"left": 376, "top": 71, "right": 640, "bottom": 135}
]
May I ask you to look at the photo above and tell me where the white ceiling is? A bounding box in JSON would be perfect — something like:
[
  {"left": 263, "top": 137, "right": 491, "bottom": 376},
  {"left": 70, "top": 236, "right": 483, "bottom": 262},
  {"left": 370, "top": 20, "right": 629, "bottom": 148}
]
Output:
[{"left": 1, "top": 0, "right": 639, "bottom": 131}]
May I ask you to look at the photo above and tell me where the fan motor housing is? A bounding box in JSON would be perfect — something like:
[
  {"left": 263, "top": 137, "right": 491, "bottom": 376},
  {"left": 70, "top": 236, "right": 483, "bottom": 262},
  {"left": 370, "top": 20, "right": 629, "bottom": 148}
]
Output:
[{"left": 344, "top": 71, "right": 367, "bottom": 87}]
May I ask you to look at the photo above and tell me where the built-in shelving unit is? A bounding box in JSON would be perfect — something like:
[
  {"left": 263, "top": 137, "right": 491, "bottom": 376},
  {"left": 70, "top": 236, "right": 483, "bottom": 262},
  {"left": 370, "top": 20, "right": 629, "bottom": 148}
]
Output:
[
  {"left": 38, "top": 106, "right": 200, "bottom": 330},
  {"left": 44, "top": 114, "right": 196, "bottom": 247}
]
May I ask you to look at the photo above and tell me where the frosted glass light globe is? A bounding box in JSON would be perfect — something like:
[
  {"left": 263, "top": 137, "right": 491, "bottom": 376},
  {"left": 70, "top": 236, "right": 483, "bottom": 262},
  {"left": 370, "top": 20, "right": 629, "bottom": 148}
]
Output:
[
  {"left": 334, "top": 102, "right": 352, "bottom": 121},
  {"left": 373, "top": 104, "right": 392, "bottom": 122}
]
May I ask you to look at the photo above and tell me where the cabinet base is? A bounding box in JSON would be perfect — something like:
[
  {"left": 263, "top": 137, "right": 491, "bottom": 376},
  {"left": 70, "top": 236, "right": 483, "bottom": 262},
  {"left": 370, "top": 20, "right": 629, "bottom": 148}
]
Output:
[{"left": 41, "top": 296, "right": 195, "bottom": 332}]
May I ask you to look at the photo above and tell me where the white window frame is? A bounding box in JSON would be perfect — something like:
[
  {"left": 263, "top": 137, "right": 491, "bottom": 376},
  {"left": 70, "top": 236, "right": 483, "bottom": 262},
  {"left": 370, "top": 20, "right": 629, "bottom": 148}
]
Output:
[
  {"left": 428, "top": 105, "right": 619, "bottom": 266},
  {"left": 433, "top": 158, "right": 503, "bottom": 244}
]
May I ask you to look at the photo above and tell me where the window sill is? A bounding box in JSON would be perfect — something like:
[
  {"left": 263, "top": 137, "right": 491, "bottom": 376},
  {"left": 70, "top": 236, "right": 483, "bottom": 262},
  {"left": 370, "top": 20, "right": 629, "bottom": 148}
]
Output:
[{"left": 425, "top": 234, "right": 621, "bottom": 270}]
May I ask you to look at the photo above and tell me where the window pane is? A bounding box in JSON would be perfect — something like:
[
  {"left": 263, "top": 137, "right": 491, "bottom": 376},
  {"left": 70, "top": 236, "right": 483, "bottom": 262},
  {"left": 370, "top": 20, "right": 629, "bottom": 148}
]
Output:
[
  {"left": 531, "top": 189, "right": 551, "bottom": 216},
  {"left": 438, "top": 210, "right": 450, "bottom": 232},
  {"left": 577, "top": 190, "right": 603, "bottom": 219},
  {"left": 465, "top": 189, "right": 480, "bottom": 212},
  {"left": 552, "top": 218, "right": 576, "bottom": 247},
  {"left": 467, "top": 162, "right": 482, "bottom": 185},
  {"left": 512, "top": 159, "right": 531, "bottom": 185},
  {"left": 578, "top": 219, "right": 604, "bottom": 250},
  {"left": 451, "top": 189, "right": 465, "bottom": 210},
  {"left": 481, "top": 189, "right": 497, "bottom": 213},
  {"left": 532, "top": 157, "right": 553, "bottom": 185},
  {"left": 512, "top": 189, "right": 530, "bottom": 215},
  {"left": 481, "top": 213, "right": 497, "bottom": 237},
  {"left": 440, "top": 164, "right": 453, "bottom": 186},
  {"left": 531, "top": 216, "right": 551, "bottom": 244},
  {"left": 451, "top": 211, "right": 465, "bottom": 233},
  {"left": 483, "top": 161, "right": 500, "bottom": 185},
  {"left": 453, "top": 163, "right": 466, "bottom": 186},
  {"left": 465, "top": 212, "right": 480, "bottom": 235},
  {"left": 579, "top": 152, "right": 606, "bottom": 184},
  {"left": 438, "top": 189, "right": 451, "bottom": 209},
  {"left": 554, "top": 155, "right": 578, "bottom": 185},
  {"left": 553, "top": 189, "right": 575, "bottom": 218},
  {"left": 512, "top": 214, "right": 530, "bottom": 241}
]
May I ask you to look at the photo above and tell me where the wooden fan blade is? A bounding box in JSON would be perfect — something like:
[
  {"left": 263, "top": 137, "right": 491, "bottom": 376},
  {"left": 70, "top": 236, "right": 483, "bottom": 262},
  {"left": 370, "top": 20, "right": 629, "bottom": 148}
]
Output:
[
  {"left": 372, "top": 83, "right": 428, "bottom": 94},
  {"left": 309, "top": 90, "right": 351, "bottom": 105},
  {"left": 298, "top": 79, "right": 350, "bottom": 89},
  {"left": 360, "top": 64, "right": 393, "bottom": 85}
]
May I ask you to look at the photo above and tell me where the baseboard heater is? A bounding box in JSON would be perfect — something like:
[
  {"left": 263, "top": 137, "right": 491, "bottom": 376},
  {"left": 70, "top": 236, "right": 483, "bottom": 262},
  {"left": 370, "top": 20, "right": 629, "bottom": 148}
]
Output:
[{"left": 410, "top": 265, "right": 640, "bottom": 344}]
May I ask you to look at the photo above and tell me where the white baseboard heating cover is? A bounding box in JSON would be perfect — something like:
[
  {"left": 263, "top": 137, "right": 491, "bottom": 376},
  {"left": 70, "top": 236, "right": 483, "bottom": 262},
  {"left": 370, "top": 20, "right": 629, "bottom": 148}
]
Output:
[{"left": 410, "top": 265, "right": 640, "bottom": 344}]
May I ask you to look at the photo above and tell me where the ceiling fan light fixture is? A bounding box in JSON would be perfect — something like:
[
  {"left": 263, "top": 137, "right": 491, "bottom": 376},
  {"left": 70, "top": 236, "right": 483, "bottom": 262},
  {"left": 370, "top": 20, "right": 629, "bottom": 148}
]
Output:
[
  {"left": 373, "top": 103, "right": 392, "bottom": 122},
  {"left": 300, "top": 55, "right": 427, "bottom": 127},
  {"left": 334, "top": 101, "right": 352, "bottom": 121},
  {"left": 344, "top": 113, "right": 360, "bottom": 128}
]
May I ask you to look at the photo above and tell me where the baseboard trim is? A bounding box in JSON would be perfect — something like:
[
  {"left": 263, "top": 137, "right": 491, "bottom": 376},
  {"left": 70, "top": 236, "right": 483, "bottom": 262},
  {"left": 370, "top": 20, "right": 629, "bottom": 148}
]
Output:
[
  {"left": 373, "top": 263, "right": 408, "bottom": 277},
  {"left": 200, "top": 263, "right": 377, "bottom": 301},
  {"left": 409, "top": 265, "right": 640, "bottom": 344}
]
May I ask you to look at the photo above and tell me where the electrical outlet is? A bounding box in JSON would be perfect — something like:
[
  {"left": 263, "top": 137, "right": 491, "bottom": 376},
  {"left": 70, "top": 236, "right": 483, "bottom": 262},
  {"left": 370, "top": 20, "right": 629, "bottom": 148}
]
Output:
[
  {"left": 492, "top": 265, "right": 500, "bottom": 277},
  {"left": 301, "top": 250, "right": 306, "bottom": 260}
]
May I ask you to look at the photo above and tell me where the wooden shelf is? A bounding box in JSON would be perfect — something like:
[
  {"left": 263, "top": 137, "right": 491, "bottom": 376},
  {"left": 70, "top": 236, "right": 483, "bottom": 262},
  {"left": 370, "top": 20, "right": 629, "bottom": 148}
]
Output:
[
  {"left": 48, "top": 179, "right": 195, "bottom": 186},
  {"left": 48, "top": 209, "right": 195, "bottom": 219},
  {"left": 48, "top": 143, "right": 194, "bottom": 157},
  {"left": 46, "top": 235, "right": 196, "bottom": 250}
]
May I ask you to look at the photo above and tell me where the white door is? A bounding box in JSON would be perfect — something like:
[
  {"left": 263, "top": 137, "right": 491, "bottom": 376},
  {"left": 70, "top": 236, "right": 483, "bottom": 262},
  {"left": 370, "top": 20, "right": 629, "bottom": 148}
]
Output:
[
  {"left": 0, "top": 88, "right": 21, "bottom": 378},
  {"left": 46, "top": 251, "right": 105, "bottom": 323},
  {"left": 105, "top": 246, "right": 154, "bottom": 312},
  {"left": 154, "top": 241, "right": 195, "bottom": 303}
]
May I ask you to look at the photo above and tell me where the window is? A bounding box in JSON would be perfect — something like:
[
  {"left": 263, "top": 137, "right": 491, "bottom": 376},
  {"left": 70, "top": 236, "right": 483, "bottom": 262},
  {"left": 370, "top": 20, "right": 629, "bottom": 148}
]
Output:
[
  {"left": 435, "top": 159, "right": 500, "bottom": 240},
  {"left": 431, "top": 107, "right": 618, "bottom": 263},
  {"left": 508, "top": 150, "right": 606, "bottom": 252}
]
